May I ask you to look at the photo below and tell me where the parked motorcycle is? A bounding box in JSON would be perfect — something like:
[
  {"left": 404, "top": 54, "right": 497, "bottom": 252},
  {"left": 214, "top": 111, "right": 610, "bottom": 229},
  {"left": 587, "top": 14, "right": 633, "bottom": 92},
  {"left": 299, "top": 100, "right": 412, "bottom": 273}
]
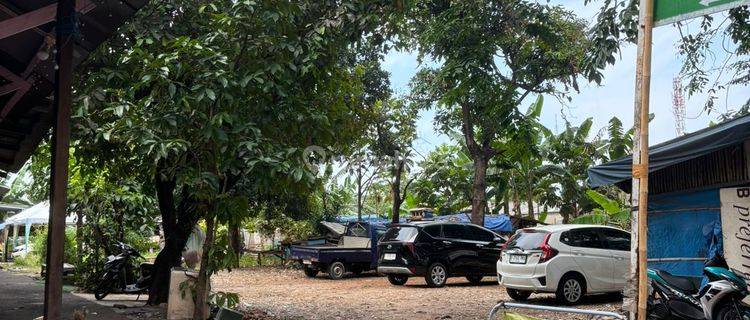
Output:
[
  {"left": 647, "top": 256, "right": 750, "bottom": 320},
  {"left": 94, "top": 242, "right": 154, "bottom": 300}
]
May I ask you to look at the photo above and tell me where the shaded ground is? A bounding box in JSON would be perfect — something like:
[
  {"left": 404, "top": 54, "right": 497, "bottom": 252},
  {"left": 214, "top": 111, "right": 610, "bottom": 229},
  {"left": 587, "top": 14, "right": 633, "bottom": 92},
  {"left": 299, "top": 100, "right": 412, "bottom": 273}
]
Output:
[
  {"left": 212, "top": 267, "right": 624, "bottom": 320},
  {"left": 0, "top": 268, "right": 163, "bottom": 320}
]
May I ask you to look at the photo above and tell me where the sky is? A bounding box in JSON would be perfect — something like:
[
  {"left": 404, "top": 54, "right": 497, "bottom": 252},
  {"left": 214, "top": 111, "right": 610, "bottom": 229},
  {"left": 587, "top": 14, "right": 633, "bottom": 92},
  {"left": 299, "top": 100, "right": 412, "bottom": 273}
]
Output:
[{"left": 382, "top": 1, "right": 750, "bottom": 158}]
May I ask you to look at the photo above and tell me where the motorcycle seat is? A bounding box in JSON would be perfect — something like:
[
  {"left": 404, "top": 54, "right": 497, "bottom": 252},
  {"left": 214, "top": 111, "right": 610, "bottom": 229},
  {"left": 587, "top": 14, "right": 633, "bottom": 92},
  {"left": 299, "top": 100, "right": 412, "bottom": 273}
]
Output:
[{"left": 655, "top": 270, "right": 700, "bottom": 294}]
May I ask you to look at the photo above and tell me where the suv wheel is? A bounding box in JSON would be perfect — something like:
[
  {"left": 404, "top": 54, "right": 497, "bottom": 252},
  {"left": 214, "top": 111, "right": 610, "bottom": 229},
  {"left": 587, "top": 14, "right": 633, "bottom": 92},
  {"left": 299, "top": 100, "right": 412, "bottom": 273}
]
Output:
[
  {"left": 556, "top": 274, "right": 586, "bottom": 305},
  {"left": 328, "top": 262, "right": 346, "bottom": 280},
  {"left": 425, "top": 262, "right": 448, "bottom": 288},
  {"left": 466, "top": 275, "right": 483, "bottom": 284},
  {"left": 387, "top": 274, "right": 408, "bottom": 286},
  {"left": 506, "top": 288, "right": 531, "bottom": 301}
]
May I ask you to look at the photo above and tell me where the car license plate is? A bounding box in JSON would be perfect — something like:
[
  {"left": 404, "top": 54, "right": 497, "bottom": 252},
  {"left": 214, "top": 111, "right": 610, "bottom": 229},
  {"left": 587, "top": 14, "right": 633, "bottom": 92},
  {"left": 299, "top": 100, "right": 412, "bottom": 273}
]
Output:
[
  {"left": 384, "top": 253, "right": 396, "bottom": 260},
  {"left": 509, "top": 254, "right": 527, "bottom": 264},
  {"left": 303, "top": 259, "right": 312, "bottom": 265}
]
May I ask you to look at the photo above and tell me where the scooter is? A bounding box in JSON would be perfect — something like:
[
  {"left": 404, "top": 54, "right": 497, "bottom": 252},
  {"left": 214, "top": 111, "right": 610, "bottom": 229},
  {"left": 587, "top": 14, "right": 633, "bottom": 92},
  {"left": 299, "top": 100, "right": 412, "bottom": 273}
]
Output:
[
  {"left": 647, "top": 258, "right": 750, "bottom": 320},
  {"left": 94, "top": 242, "right": 154, "bottom": 300}
]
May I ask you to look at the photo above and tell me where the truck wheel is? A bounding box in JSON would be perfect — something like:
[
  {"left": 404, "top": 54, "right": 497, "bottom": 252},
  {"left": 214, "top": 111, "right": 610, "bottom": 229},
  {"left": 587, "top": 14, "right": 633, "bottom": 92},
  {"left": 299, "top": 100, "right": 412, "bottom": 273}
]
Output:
[
  {"left": 387, "top": 275, "right": 408, "bottom": 286},
  {"left": 303, "top": 266, "right": 319, "bottom": 278},
  {"left": 425, "top": 262, "right": 448, "bottom": 288},
  {"left": 328, "top": 262, "right": 346, "bottom": 280}
]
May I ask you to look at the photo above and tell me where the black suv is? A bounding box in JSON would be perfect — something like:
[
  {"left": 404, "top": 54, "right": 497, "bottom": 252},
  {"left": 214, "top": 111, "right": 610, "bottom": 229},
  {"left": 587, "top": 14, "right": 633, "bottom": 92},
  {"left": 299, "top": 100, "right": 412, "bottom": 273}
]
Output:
[{"left": 377, "top": 222, "right": 506, "bottom": 287}]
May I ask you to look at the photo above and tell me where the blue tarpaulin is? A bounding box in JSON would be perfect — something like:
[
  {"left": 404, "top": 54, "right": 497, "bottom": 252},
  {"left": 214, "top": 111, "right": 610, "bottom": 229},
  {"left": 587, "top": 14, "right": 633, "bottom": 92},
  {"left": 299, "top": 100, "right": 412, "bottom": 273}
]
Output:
[
  {"left": 433, "top": 213, "right": 513, "bottom": 233},
  {"left": 334, "top": 213, "right": 513, "bottom": 233},
  {"left": 647, "top": 189, "right": 722, "bottom": 276}
]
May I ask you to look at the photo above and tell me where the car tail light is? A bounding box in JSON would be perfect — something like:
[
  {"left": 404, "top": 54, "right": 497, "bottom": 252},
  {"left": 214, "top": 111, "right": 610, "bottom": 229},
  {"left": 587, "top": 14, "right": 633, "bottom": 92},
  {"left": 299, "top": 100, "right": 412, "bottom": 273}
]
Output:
[
  {"left": 538, "top": 233, "right": 557, "bottom": 263},
  {"left": 405, "top": 242, "right": 416, "bottom": 256}
]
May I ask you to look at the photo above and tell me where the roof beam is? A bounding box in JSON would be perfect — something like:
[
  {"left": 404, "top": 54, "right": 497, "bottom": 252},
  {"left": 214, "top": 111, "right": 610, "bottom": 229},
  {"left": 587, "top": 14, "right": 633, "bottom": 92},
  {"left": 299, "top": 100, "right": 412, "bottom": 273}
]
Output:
[
  {"left": 0, "top": 81, "right": 26, "bottom": 96},
  {"left": 0, "top": 2, "right": 46, "bottom": 37},
  {"left": 0, "top": 82, "right": 30, "bottom": 118},
  {"left": 0, "top": 65, "right": 23, "bottom": 83},
  {"left": 0, "top": 0, "right": 96, "bottom": 40}
]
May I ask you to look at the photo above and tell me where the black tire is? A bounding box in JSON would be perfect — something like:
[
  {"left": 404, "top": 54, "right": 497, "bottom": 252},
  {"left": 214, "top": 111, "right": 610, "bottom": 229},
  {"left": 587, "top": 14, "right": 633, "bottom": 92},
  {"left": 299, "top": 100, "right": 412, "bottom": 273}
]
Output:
[
  {"left": 715, "top": 301, "right": 742, "bottom": 320},
  {"left": 425, "top": 262, "right": 448, "bottom": 288},
  {"left": 387, "top": 274, "right": 408, "bottom": 286},
  {"left": 556, "top": 274, "right": 586, "bottom": 305},
  {"left": 506, "top": 288, "right": 532, "bottom": 301},
  {"left": 328, "top": 261, "right": 346, "bottom": 280},
  {"left": 466, "top": 275, "right": 484, "bottom": 284},
  {"left": 303, "top": 266, "right": 319, "bottom": 278},
  {"left": 94, "top": 281, "right": 112, "bottom": 301}
]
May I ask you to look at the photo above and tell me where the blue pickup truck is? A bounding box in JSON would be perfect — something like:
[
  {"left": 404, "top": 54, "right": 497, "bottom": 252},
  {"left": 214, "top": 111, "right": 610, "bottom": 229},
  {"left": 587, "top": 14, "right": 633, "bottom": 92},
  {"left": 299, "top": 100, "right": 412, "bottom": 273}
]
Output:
[{"left": 290, "top": 221, "right": 387, "bottom": 279}]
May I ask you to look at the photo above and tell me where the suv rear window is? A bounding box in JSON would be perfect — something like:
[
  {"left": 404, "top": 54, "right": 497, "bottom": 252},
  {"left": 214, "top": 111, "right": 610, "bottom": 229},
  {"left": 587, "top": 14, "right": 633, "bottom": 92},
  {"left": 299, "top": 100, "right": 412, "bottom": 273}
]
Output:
[
  {"left": 381, "top": 227, "right": 419, "bottom": 242},
  {"left": 505, "top": 230, "right": 548, "bottom": 250}
]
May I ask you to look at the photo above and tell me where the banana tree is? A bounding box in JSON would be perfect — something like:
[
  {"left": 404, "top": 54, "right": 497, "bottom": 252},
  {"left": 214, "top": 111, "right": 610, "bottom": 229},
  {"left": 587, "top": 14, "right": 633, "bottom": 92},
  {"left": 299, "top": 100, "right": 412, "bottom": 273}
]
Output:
[{"left": 572, "top": 190, "right": 630, "bottom": 229}]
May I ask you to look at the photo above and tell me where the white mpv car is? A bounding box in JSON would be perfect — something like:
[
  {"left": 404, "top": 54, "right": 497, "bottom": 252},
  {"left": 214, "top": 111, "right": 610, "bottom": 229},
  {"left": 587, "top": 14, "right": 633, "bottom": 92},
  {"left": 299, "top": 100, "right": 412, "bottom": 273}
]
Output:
[{"left": 496, "top": 224, "right": 630, "bottom": 304}]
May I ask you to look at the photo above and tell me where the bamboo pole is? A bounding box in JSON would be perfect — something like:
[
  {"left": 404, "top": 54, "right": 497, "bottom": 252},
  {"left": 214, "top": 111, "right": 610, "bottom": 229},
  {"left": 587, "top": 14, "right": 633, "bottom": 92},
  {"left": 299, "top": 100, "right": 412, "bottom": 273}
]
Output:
[{"left": 631, "top": 0, "right": 654, "bottom": 319}]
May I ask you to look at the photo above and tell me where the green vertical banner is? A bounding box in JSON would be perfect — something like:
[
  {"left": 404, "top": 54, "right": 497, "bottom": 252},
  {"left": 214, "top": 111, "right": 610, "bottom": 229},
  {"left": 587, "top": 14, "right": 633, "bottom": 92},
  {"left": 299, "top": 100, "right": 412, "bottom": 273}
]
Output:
[{"left": 654, "top": 0, "right": 750, "bottom": 27}]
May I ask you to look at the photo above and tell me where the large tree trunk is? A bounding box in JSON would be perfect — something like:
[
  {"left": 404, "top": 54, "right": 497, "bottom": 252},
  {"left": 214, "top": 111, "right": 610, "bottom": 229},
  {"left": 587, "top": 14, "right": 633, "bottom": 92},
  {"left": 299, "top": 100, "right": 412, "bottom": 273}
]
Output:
[
  {"left": 194, "top": 214, "right": 215, "bottom": 320},
  {"left": 470, "top": 156, "right": 488, "bottom": 225},
  {"left": 147, "top": 168, "right": 200, "bottom": 305}
]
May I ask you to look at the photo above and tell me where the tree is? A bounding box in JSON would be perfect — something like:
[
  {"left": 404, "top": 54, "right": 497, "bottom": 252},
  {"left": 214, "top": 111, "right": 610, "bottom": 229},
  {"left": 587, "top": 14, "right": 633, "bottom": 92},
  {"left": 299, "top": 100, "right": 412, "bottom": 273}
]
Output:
[
  {"left": 543, "top": 118, "right": 604, "bottom": 223},
  {"left": 412, "top": 143, "right": 473, "bottom": 214},
  {"left": 369, "top": 99, "right": 418, "bottom": 223},
  {"left": 409, "top": 0, "right": 598, "bottom": 224},
  {"left": 63, "top": 0, "right": 408, "bottom": 313},
  {"left": 585, "top": 1, "right": 750, "bottom": 115},
  {"left": 572, "top": 190, "right": 630, "bottom": 229}
]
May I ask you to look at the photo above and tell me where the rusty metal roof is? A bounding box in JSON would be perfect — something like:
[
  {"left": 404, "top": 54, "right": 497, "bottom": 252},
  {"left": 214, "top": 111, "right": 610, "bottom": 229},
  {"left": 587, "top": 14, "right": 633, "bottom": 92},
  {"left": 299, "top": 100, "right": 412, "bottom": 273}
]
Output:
[{"left": 0, "top": 0, "right": 147, "bottom": 174}]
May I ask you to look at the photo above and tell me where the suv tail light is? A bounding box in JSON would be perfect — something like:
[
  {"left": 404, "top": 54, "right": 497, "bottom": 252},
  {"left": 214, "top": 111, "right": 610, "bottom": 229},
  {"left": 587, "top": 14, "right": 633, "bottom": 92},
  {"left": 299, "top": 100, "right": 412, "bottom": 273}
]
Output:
[
  {"left": 538, "top": 233, "right": 557, "bottom": 263},
  {"left": 405, "top": 242, "right": 416, "bottom": 256}
]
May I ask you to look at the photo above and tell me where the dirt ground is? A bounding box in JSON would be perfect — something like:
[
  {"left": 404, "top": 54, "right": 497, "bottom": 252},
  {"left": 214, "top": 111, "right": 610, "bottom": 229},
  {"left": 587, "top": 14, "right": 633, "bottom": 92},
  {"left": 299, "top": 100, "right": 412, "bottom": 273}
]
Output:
[{"left": 212, "top": 267, "right": 624, "bottom": 320}]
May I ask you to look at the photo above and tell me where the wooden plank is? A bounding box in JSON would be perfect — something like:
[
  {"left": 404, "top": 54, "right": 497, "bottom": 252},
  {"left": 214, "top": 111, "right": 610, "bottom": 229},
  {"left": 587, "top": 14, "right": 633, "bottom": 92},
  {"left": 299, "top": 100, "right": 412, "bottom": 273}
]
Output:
[
  {"left": 0, "top": 0, "right": 95, "bottom": 40},
  {"left": 43, "top": 0, "right": 76, "bottom": 318}
]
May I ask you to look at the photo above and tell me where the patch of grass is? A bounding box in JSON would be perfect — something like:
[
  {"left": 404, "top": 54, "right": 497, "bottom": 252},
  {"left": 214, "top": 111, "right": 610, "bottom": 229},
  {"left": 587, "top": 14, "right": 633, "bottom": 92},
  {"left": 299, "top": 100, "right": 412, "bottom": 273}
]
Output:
[
  {"left": 12, "top": 253, "right": 41, "bottom": 268},
  {"left": 238, "top": 253, "right": 285, "bottom": 268}
]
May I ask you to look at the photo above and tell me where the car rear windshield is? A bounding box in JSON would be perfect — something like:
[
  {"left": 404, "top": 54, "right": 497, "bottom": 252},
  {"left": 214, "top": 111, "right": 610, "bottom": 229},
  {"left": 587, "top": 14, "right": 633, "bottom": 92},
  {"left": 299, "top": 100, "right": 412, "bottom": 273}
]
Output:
[
  {"left": 381, "top": 226, "right": 419, "bottom": 242},
  {"left": 505, "top": 230, "right": 549, "bottom": 250}
]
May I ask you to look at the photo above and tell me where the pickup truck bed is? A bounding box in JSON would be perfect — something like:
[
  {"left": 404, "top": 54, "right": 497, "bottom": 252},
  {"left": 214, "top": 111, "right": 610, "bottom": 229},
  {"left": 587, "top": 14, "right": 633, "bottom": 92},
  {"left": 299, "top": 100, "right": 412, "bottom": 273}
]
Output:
[{"left": 290, "top": 227, "right": 384, "bottom": 280}]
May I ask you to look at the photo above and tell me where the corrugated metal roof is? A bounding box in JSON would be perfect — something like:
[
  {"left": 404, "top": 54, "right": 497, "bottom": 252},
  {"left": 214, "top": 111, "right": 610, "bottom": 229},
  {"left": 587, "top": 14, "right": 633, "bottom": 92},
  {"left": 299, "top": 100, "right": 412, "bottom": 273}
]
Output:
[{"left": 588, "top": 114, "right": 750, "bottom": 188}]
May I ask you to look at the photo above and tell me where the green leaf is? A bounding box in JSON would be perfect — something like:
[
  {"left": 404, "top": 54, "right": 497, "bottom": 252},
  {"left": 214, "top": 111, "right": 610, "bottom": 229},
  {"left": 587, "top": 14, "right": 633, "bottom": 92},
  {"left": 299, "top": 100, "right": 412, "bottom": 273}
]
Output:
[
  {"left": 585, "top": 190, "right": 621, "bottom": 214},
  {"left": 168, "top": 83, "right": 176, "bottom": 97},
  {"left": 572, "top": 214, "right": 608, "bottom": 225}
]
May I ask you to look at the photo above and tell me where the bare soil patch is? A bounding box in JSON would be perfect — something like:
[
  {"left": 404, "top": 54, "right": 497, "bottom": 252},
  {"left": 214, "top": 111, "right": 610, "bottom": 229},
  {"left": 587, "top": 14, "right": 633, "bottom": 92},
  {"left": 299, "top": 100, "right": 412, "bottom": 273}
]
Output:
[{"left": 212, "top": 267, "right": 623, "bottom": 319}]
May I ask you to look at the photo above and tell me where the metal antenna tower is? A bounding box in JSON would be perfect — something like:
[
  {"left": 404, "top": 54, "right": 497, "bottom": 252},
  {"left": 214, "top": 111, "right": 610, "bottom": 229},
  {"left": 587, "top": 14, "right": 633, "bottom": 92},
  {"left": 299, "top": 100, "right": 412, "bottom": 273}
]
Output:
[{"left": 672, "top": 77, "right": 686, "bottom": 136}]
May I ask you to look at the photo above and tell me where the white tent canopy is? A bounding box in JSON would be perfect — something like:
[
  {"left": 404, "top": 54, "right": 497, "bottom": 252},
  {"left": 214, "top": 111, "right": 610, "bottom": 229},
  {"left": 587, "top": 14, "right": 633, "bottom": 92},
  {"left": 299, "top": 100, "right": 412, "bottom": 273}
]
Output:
[
  {"left": 4, "top": 201, "right": 77, "bottom": 226},
  {"left": 2, "top": 201, "right": 78, "bottom": 254}
]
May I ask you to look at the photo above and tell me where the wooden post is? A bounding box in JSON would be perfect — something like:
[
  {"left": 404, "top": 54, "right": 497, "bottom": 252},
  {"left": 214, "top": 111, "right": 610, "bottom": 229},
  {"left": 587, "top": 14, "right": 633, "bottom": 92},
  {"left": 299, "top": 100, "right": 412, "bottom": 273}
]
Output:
[
  {"left": 44, "top": 0, "right": 75, "bottom": 319},
  {"left": 631, "top": 0, "right": 654, "bottom": 319}
]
